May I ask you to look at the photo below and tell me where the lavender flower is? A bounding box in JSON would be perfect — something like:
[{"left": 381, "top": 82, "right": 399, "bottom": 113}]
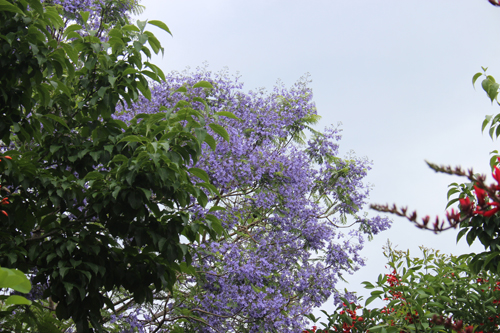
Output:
[{"left": 108, "top": 66, "right": 392, "bottom": 332}]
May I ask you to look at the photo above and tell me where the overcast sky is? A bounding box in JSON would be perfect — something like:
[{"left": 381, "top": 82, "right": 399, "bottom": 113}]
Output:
[{"left": 135, "top": 0, "right": 500, "bottom": 315}]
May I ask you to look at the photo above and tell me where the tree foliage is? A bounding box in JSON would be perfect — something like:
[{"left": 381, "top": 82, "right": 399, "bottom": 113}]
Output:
[
  {"left": 305, "top": 245, "right": 500, "bottom": 333},
  {"left": 0, "top": 0, "right": 393, "bottom": 332},
  {"left": 0, "top": 0, "right": 225, "bottom": 331}
]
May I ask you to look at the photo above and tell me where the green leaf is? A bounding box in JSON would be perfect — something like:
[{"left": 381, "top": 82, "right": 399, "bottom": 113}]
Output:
[
  {"left": 43, "top": 114, "right": 70, "bottom": 130},
  {"left": 119, "top": 135, "right": 147, "bottom": 143},
  {"left": 128, "top": 191, "right": 143, "bottom": 210},
  {"left": 466, "top": 229, "right": 476, "bottom": 246},
  {"left": 473, "top": 72, "right": 483, "bottom": 87},
  {"left": 122, "top": 68, "right": 139, "bottom": 76},
  {"left": 197, "top": 190, "right": 208, "bottom": 207},
  {"left": 5, "top": 295, "right": 31, "bottom": 305},
  {"left": 365, "top": 295, "right": 381, "bottom": 306},
  {"left": 204, "top": 133, "right": 217, "bottom": 150},
  {"left": 445, "top": 197, "right": 459, "bottom": 209},
  {"left": 205, "top": 214, "right": 224, "bottom": 235},
  {"left": 482, "top": 77, "right": 499, "bottom": 103},
  {"left": 80, "top": 11, "right": 90, "bottom": 24},
  {"left": 482, "top": 115, "right": 492, "bottom": 133},
  {"left": 136, "top": 80, "right": 152, "bottom": 100},
  {"left": 63, "top": 24, "right": 83, "bottom": 39},
  {"left": 484, "top": 251, "right": 499, "bottom": 268},
  {"left": 416, "top": 289, "right": 429, "bottom": 298},
  {"left": 446, "top": 188, "right": 459, "bottom": 200},
  {"left": 456, "top": 227, "right": 468, "bottom": 243},
  {"left": 144, "top": 31, "right": 162, "bottom": 55},
  {"left": 84, "top": 171, "right": 104, "bottom": 180},
  {"left": 209, "top": 123, "right": 230, "bottom": 143},
  {"left": 137, "top": 20, "right": 147, "bottom": 32},
  {"left": 215, "top": 111, "right": 241, "bottom": 121},
  {"left": 193, "top": 81, "right": 213, "bottom": 89},
  {"left": 143, "top": 62, "right": 165, "bottom": 82},
  {"left": 426, "top": 302, "right": 445, "bottom": 309},
  {"left": 208, "top": 206, "right": 225, "bottom": 212},
  {"left": 0, "top": 0, "right": 24, "bottom": 14},
  {"left": 148, "top": 20, "right": 173, "bottom": 36},
  {"left": 361, "top": 281, "right": 375, "bottom": 289},
  {"left": 0, "top": 267, "right": 31, "bottom": 293},
  {"left": 189, "top": 168, "right": 209, "bottom": 182}
]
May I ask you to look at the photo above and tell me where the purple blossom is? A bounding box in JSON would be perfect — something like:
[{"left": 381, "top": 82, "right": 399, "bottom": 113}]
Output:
[{"left": 110, "top": 66, "right": 392, "bottom": 332}]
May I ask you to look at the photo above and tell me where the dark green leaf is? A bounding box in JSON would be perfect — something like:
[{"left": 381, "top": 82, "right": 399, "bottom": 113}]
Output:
[
  {"left": 0, "top": 0, "right": 24, "bottom": 14},
  {"left": 209, "top": 123, "right": 230, "bottom": 142},
  {"left": 43, "top": 114, "right": 70, "bottom": 130},
  {"left": 189, "top": 168, "right": 209, "bottom": 182}
]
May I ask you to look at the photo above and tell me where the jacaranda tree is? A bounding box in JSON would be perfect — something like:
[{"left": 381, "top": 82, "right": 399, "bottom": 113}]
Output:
[
  {"left": 101, "top": 68, "right": 393, "bottom": 333},
  {"left": 0, "top": 0, "right": 227, "bottom": 331}
]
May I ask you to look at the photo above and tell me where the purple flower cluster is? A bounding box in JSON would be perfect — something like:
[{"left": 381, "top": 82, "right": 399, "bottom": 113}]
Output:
[
  {"left": 43, "top": 0, "right": 136, "bottom": 34},
  {"left": 113, "top": 66, "right": 392, "bottom": 332}
]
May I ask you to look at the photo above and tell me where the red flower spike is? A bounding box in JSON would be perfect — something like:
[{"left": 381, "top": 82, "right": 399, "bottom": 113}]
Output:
[
  {"left": 1, "top": 210, "right": 7, "bottom": 216},
  {"left": 482, "top": 207, "right": 500, "bottom": 217},
  {"left": 475, "top": 185, "right": 488, "bottom": 207},
  {"left": 493, "top": 166, "right": 500, "bottom": 184},
  {"left": 459, "top": 197, "right": 474, "bottom": 215}
]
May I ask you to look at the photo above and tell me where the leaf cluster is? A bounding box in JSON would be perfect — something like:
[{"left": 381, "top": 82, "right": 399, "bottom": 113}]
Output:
[
  {"left": 0, "top": 0, "right": 228, "bottom": 331},
  {"left": 308, "top": 246, "right": 500, "bottom": 333}
]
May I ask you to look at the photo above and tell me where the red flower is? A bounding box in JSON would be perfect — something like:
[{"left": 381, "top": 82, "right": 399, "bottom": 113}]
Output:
[
  {"left": 475, "top": 185, "right": 488, "bottom": 207},
  {"left": 492, "top": 165, "right": 500, "bottom": 185},
  {"left": 0, "top": 155, "right": 11, "bottom": 161},
  {"left": 459, "top": 197, "right": 474, "bottom": 215},
  {"left": 481, "top": 207, "right": 500, "bottom": 217},
  {"left": 1, "top": 210, "right": 7, "bottom": 216}
]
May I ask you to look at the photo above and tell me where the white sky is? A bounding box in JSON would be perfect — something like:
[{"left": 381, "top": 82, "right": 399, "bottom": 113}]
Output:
[{"left": 135, "top": 0, "right": 500, "bottom": 318}]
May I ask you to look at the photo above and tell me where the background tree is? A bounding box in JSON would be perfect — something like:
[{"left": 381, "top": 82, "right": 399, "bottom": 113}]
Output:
[
  {"left": 305, "top": 245, "right": 500, "bottom": 333},
  {"left": 0, "top": 0, "right": 226, "bottom": 331}
]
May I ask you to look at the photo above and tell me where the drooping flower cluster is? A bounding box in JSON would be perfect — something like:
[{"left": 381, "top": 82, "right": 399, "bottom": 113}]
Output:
[
  {"left": 43, "top": 0, "right": 138, "bottom": 37},
  {"left": 113, "top": 67, "right": 391, "bottom": 332}
]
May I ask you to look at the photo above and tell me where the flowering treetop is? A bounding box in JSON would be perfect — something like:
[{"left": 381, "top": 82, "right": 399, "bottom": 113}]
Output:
[{"left": 111, "top": 67, "right": 392, "bottom": 333}]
